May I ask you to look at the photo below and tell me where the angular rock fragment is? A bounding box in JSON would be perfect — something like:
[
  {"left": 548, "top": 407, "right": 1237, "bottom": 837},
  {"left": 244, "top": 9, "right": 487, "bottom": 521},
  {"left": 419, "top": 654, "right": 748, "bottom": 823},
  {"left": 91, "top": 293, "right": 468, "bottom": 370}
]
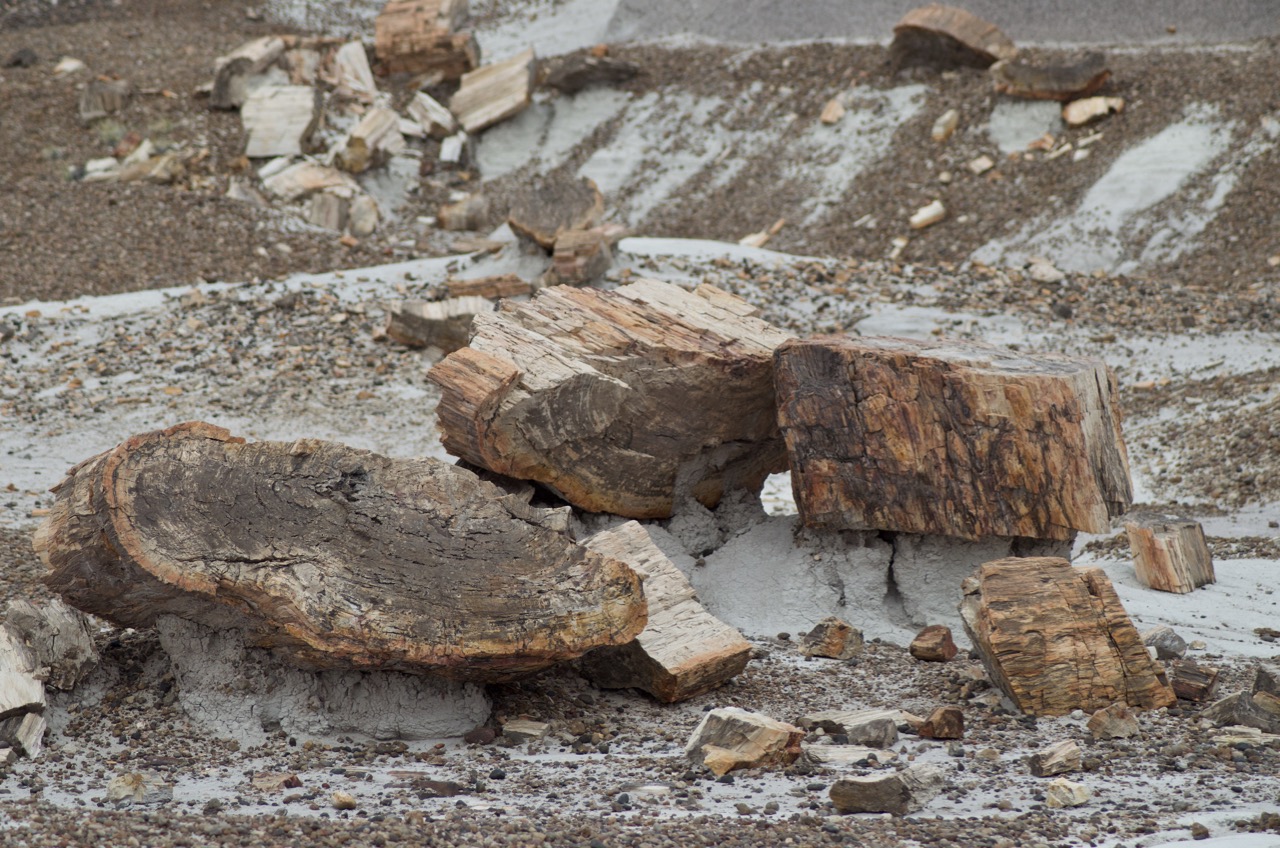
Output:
[
  {"left": 438, "top": 192, "right": 490, "bottom": 231},
  {"left": 1063, "top": 96, "right": 1124, "bottom": 127},
  {"left": 800, "top": 616, "right": 864, "bottom": 661},
  {"left": 332, "top": 41, "right": 377, "bottom": 100},
  {"left": 262, "top": 162, "right": 360, "bottom": 202},
  {"left": 252, "top": 772, "right": 303, "bottom": 792},
  {"left": 1170, "top": 661, "right": 1219, "bottom": 703},
  {"left": 211, "top": 36, "right": 285, "bottom": 109},
  {"left": 830, "top": 765, "right": 944, "bottom": 816},
  {"left": 451, "top": 48, "right": 536, "bottom": 134},
  {"left": 909, "top": 625, "right": 957, "bottom": 662},
  {"left": 776, "top": 337, "right": 1133, "bottom": 541},
  {"left": 502, "top": 719, "right": 549, "bottom": 744},
  {"left": 551, "top": 228, "right": 612, "bottom": 286},
  {"left": 1087, "top": 703, "right": 1140, "bottom": 740},
  {"left": 803, "top": 744, "right": 897, "bottom": 767},
  {"left": 406, "top": 91, "right": 459, "bottom": 139},
  {"left": 1028, "top": 740, "right": 1081, "bottom": 777},
  {"left": 1142, "top": 625, "right": 1188, "bottom": 661},
  {"left": 909, "top": 199, "right": 946, "bottom": 229},
  {"left": 3, "top": 598, "right": 98, "bottom": 691},
  {"left": 797, "top": 709, "right": 898, "bottom": 749},
  {"left": 1045, "top": 777, "right": 1090, "bottom": 808},
  {"left": 891, "top": 5, "right": 1017, "bottom": 69},
  {"left": 240, "top": 85, "right": 322, "bottom": 158},
  {"left": 991, "top": 52, "right": 1110, "bottom": 102},
  {"left": 375, "top": 0, "right": 476, "bottom": 79},
  {"left": 578, "top": 523, "right": 751, "bottom": 702},
  {"left": 0, "top": 712, "right": 45, "bottom": 759},
  {"left": 508, "top": 175, "right": 605, "bottom": 250},
  {"left": 35, "top": 422, "right": 647, "bottom": 683},
  {"left": 1125, "top": 513, "right": 1215, "bottom": 594},
  {"left": 918, "top": 706, "right": 964, "bottom": 740},
  {"left": 429, "top": 281, "right": 791, "bottom": 519},
  {"left": 385, "top": 297, "right": 494, "bottom": 352},
  {"left": 1203, "top": 692, "right": 1280, "bottom": 734},
  {"left": 106, "top": 772, "right": 173, "bottom": 806},
  {"left": 684, "top": 708, "right": 803, "bottom": 777},
  {"left": 960, "top": 558, "right": 1174, "bottom": 716}
]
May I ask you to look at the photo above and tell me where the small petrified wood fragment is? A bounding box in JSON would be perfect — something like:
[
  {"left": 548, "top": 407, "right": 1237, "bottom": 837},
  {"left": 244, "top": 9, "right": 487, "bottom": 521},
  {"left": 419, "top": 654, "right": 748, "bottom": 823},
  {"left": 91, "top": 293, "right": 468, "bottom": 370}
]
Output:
[
  {"left": 830, "top": 766, "right": 944, "bottom": 816},
  {"left": 909, "top": 625, "right": 958, "bottom": 662},
  {"left": 890, "top": 5, "right": 1017, "bottom": 70},
  {"left": 684, "top": 708, "right": 803, "bottom": 776},
  {"left": 960, "top": 558, "right": 1175, "bottom": 716},
  {"left": 918, "top": 706, "right": 964, "bottom": 740},
  {"left": 508, "top": 175, "right": 604, "bottom": 250},
  {"left": 385, "top": 297, "right": 495, "bottom": 352},
  {"left": 577, "top": 522, "right": 751, "bottom": 702},
  {"left": 429, "top": 280, "right": 791, "bottom": 519},
  {"left": 800, "top": 616, "right": 863, "bottom": 661},
  {"left": 991, "top": 52, "right": 1110, "bottom": 101},
  {"left": 1125, "top": 513, "right": 1215, "bottom": 594},
  {"left": 1170, "top": 661, "right": 1220, "bottom": 703},
  {"left": 34, "top": 422, "right": 646, "bottom": 683},
  {"left": 775, "top": 336, "right": 1133, "bottom": 541},
  {"left": 1028, "top": 740, "right": 1081, "bottom": 777},
  {"left": 374, "top": 0, "right": 475, "bottom": 79}
]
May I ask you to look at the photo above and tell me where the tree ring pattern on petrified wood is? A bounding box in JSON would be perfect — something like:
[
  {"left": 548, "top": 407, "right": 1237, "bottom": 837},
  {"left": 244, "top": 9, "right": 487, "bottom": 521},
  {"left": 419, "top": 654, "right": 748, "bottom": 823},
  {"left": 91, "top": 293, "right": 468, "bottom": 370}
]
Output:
[
  {"left": 429, "top": 280, "right": 793, "bottom": 519},
  {"left": 775, "top": 336, "right": 1132, "bottom": 541},
  {"left": 33, "top": 422, "right": 647, "bottom": 683}
]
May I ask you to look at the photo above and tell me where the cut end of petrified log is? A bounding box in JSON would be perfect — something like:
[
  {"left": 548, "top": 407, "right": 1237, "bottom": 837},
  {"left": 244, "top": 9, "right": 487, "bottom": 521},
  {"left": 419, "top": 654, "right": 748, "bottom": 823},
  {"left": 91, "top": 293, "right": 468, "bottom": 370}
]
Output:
[
  {"left": 1124, "top": 513, "right": 1215, "bottom": 594},
  {"left": 34, "top": 422, "right": 647, "bottom": 683},
  {"left": 775, "top": 335, "right": 1133, "bottom": 541},
  {"left": 429, "top": 280, "right": 792, "bottom": 519},
  {"left": 960, "top": 557, "right": 1175, "bottom": 716}
]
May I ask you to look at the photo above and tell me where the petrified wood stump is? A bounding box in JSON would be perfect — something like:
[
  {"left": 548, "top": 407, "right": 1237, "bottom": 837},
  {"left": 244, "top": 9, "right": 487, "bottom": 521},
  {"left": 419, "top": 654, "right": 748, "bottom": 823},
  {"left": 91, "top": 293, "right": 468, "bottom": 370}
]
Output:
[
  {"left": 33, "top": 422, "right": 646, "bottom": 683},
  {"left": 429, "top": 280, "right": 792, "bottom": 519},
  {"left": 960, "top": 557, "right": 1175, "bottom": 716},
  {"left": 775, "top": 336, "right": 1133, "bottom": 541}
]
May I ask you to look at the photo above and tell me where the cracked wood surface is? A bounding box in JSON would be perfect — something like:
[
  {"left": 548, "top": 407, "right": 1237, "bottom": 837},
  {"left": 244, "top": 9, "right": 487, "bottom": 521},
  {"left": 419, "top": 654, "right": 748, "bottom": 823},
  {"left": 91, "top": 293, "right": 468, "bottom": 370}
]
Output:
[
  {"left": 960, "top": 557, "right": 1175, "bottom": 716},
  {"left": 429, "top": 280, "right": 792, "bottom": 519},
  {"left": 33, "top": 422, "right": 647, "bottom": 683},
  {"left": 775, "top": 336, "right": 1132, "bottom": 541}
]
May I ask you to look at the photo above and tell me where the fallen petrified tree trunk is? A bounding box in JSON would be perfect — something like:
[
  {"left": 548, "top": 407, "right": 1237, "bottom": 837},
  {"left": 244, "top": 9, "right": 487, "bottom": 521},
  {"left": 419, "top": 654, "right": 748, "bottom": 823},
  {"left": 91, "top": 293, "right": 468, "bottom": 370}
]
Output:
[
  {"left": 775, "top": 336, "right": 1133, "bottom": 541},
  {"left": 429, "top": 280, "right": 792, "bottom": 519},
  {"left": 960, "top": 557, "right": 1175, "bottom": 716},
  {"left": 34, "top": 422, "right": 646, "bottom": 683},
  {"left": 577, "top": 522, "right": 751, "bottom": 702}
]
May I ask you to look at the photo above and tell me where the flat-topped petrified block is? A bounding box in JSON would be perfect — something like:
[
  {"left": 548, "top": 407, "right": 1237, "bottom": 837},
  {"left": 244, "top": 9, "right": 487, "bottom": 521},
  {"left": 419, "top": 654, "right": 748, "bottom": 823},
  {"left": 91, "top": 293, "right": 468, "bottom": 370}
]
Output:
[
  {"left": 33, "top": 422, "right": 646, "bottom": 683},
  {"left": 774, "top": 336, "right": 1133, "bottom": 541},
  {"left": 429, "top": 280, "right": 792, "bottom": 519},
  {"left": 960, "top": 557, "right": 1175, "bottom": 716},
  {"left": 1125, "top": 513, "right": 1215, "bottom": 594}
]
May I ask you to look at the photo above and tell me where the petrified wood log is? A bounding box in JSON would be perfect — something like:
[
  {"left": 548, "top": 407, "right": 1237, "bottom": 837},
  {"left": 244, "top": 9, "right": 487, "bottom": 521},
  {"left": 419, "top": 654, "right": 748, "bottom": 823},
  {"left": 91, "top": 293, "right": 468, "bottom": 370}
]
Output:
[
  {"left": 33, "top": 422, "right": 646, "bottom": 683},
  {"left": 374, "top": 0, "right": 475, "bottom": 79},
  {"left": 960, "top": 558, "right": 1175, "bottom": 716},
  {"left": 1125, "top": 513, "right": 1215, "bottom": 594},
  {"left": 429, "top": 280, "right": 792, "bottom": 519},
  {"left": 891, "top": 4, "right": 1017, "bottom": 70},
  {"left": 992, "top": 52, "right": 1111, "bottom": 102},
  {"left": 577, "top": 522, "right": 750, "bottom": 702},
  {"left": 775, "top": 336, "right": 1133, "bottom": 541},
  {"left": 451, "top": 48, "right": 536, "bottom": 133}
]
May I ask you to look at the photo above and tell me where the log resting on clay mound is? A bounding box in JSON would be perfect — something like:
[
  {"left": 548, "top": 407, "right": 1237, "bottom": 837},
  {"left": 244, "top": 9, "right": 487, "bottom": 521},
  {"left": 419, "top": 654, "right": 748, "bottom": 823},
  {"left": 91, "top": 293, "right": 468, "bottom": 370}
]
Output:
[
  {"left": 429, "top": 280, "right": 793, "bottom": 519},
  {"left": 775, "top": 336, "right": 1133, "bottom": 541},
  {"left": 33, "top": 422, "right": 647, "bottom": 683}
]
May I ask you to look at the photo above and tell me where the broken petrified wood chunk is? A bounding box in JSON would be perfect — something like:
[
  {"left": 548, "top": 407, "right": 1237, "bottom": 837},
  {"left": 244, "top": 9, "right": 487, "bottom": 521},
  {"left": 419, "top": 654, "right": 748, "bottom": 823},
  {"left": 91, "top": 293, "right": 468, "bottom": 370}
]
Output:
[
  {"left": 3, "top": 598, "right": 98, "bottom": 691},
  {"left": 1028, "top": 739, "right": 1081, "bottom": 777},
  {"left": 335, "top": 106, "right": 406, "bottom": 173},
  {"left": 577, "top": 523, "right": 751, "bottom": 703},
  {"left": 797, "top": 709, "right": 899, "bottom": 749},
  {"left": 1170, "top": 660, "right": 1220, "bottom": 703},
  {"left": 211, "top": 36, "right": 285, "bottom": 109},
  {"left": 1087, "top": 702, "right": 1140, "bottom": 740},
  {"left": 450, "top": 48, "right": 536, "bottom": 133},
  {"left": 405, "top": 90, "right": 458, "bottom": 139},
  {"left": 1202, "top": 692, "right": 1280, "bottom": 734},
  {"left": 374, "top": 0, "right": 475, "bottom": 79},
  {"left": 829, "top": 765, "right": 944, "bottom": 816},
  {"left": 384, "top": 297, "right": 494, "bottom": 352},
  {"left": 240, "top": 85, "right": 322, "bottom": 158},
  {"left": 991, "top": 52, "right": 1111, "bottom": 102},
  {"left": 445, "top": 274, "right": 531, "bottom": 300},
  {"left": 1063, "top": 96, "right": 1124, "bottom": 127},
  {"left": 543, "top": 53, "right": 640, "bottom": 94},
  {"left": 1125, "top": 513, "right": 1215, "bottom": 594},
  {"left": 918, "top": 706, "right": 964, "bottom": 740},
  {"left": 684, "top": 708, "right": 803, "bottom": 777},
  {"left": 428, "top": 280, "right": 791, "bottom": 519},
  {"left": 960, "top": 558, "right": 1175, "bottom": 716},
  {"left": 1045, "top": 777, "right": 1090, "bottom": 809},
  {"left": 1142, "top": 624, "right": 1188, "bottom": 660},
  {"left": 775, "top": 336, "right": 1133, "bottom": 541},
  {"left": 34, "top": 422, "right": 647, "bottom": 683},
  {"left": 909, "top": 625, "right": 957, "bottom": 662},
  {"left": 890, "top": 4, "right": 1017, "bottom": 70},
  {"left": 551, "top": 228, "right": 612, "bottom": 286},
  {"left": 800, "top": 616, "right": 864, "bottom": 661},
  {"left": 508, "top": 175, "right": 605, "bottom": 250},
  {"left": 79, "top": 78, "right": 131, "bottom": 123}
]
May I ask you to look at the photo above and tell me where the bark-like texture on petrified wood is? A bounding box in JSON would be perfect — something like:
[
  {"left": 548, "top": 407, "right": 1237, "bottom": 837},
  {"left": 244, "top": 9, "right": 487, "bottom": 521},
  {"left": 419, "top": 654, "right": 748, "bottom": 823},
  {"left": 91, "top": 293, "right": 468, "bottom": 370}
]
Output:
[
  {"left": 429, "top": 280, "right": 792, "bottom": 519},
  {"left": 960, "top": 557, "right": 1175, "bottom": 716},
  {"left": 33, "top": 422, "right": 646, "bottom": 683},
  {"left": 775, "top": 336, "right": 1132, "bottom": 541}
]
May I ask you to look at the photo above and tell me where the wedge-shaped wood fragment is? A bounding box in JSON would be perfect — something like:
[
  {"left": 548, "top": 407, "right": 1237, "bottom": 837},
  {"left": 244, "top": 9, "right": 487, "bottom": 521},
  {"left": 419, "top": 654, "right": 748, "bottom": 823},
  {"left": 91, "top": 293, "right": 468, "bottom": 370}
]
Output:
[
  {"left": 992, "top": 53, "right": 1110, "bottom": 102},
  {"left": 429, "top": 280, "right": 792, "bottom": 519},
  {"left": 578, "top": 523, "right": 751, "bottom": 702},
  {"left": 406, "top": 91, "right": 459, "bottom": 139},
  {"left": 385, "top": 297, "right": 494, "bottom": 352},
  {"left": 1170, "top": 661, "right": 1219, "bottom": 703},
  {"left": 1125, "top": 513, "right": 1215, "bottom": 594},
  {"left": 891, "top": 4, "right": 1017, "bottom": 69},
  {"left": 211, "top": 36, "right": 285, "bottom": 110},
  {"left": 960, "top": 558, "right": 1175, "bottom": 716},
  {"left": 262, "top": 162, "right": 360, "bottom": 202},
  {"left": 375, "top": 0, "right": 476, "bottom": 79},
  {"left": 241, "top": 85, "right": 322, "bottom": 158},
  {"left": 451, "top": 48, "right": 535, "bottom": 133},
  {"left": 1028, "top": 740, "right": 1081, "bottom": 777},
  {"left": 685, "top": 708, "right": 802, "bottom": 776},
  {"left": 775, "top": 336, "right": 1133, "bottom": 541},
  {"left": 336, "top": 106, "right": 406, "bottom": 173},
  {"left": 34, "top": 422, "right": 646, "bottom": 683}
]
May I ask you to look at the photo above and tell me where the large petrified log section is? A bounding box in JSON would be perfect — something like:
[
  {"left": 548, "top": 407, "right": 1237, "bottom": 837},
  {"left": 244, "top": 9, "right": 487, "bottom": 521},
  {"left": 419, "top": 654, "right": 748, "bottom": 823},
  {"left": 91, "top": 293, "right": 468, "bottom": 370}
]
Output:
[
  {"left": 429, "top": 280, "right": 792, "bottom": 519},
  {"left": 33, "top": 422, "right": 646, "bottom": 683},
  {"left": 960, "top": 557, "right": 1175, "bottom": 716},
  {"left": 577, "top": 522, "right": 751, "bottom": 702},
  {"left": 775, "top": 336, "right": 1132, "bottom": 541}
]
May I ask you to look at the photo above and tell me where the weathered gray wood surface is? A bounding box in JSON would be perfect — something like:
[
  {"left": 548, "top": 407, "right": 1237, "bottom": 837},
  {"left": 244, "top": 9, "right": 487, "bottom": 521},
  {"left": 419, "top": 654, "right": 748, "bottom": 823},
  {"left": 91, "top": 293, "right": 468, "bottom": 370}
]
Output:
[{"left": 34, "top": 422, "right": 647, "bottom": 683}]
